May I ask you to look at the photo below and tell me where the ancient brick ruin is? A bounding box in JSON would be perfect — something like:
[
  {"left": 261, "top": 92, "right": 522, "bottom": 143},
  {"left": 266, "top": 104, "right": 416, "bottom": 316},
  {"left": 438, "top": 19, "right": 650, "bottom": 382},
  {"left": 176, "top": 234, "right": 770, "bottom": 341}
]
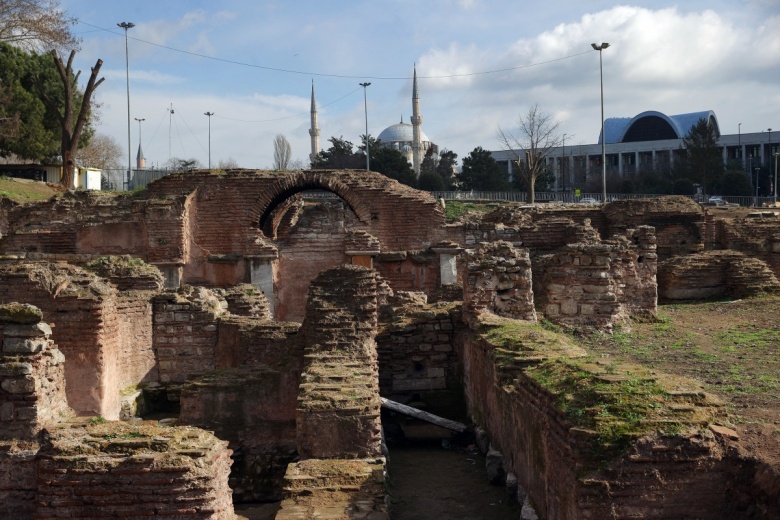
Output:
[{"left": 1, "top": 171, "right": 779, "bottom": 519}]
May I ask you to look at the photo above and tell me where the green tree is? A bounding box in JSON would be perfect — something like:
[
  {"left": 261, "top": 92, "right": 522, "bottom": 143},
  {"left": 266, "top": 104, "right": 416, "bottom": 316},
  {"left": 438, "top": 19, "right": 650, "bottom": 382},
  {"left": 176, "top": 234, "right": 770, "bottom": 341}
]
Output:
[
  {"left": 312, "top": 136, "right": 362, "bottom": 169},
  {"left": 418, "top": 147, "right": 444, "bottom": 190},
  {"left": 0, "top": 43, "right": 96, "bottom": 166},
  {"left": 676, "top": 118, "right": 724, "bottom": 194},
  {"left": 460, "top": 146, "right": 509, "bottom": 191},
  {"left": 497, "top": 103, "right": 562, "bottom": 202},
  {"left": 719, "top": 171, "right": 753, "bottom": 196},
  {"left": 371, "top": 146, "right": 416, "bottom": 187},
  {"left": 436, "top": 149, "right": 458, "bottom": 190}
]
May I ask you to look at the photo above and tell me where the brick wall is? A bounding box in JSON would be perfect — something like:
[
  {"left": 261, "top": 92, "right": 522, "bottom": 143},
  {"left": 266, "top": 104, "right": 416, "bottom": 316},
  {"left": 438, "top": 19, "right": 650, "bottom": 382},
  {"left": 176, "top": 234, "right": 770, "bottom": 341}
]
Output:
[
  {"left": 461, "top": 331, "right": 742, "bottom": 520},
  {"left": 296, "top": 265, "right": 382, "bottom": 460},
  {"left": 153, "top": 288, "right": 225, "bottom": 384},
  {"left": 35, "top": 423, "right": 234, "bottom": 519},
  {"left": 376, "top": 304, "right": 462, "bottom": 399},
  {"left": 0, "top": 263, "right": 125, "bottom": 418}
]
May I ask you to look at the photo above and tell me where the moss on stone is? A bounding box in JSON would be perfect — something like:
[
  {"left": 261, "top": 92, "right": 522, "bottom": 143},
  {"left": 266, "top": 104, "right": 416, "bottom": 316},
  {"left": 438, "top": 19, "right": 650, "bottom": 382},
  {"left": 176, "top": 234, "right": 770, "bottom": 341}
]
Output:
[{"left": 0, "top": 302, "right": 43, "bottom": 324}]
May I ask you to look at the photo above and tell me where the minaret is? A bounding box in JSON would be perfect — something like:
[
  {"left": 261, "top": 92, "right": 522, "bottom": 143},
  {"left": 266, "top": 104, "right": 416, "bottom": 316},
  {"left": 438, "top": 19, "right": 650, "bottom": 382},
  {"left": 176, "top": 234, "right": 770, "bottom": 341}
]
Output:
[
  {"left": 309, "top": 81, "right": 320, "bottom": 165},
  {"left": 136, "top": 143, "right": 145, "bottom": 170},
  {"left": 411, "top": 65, "right": 423, "bottom": 176}
]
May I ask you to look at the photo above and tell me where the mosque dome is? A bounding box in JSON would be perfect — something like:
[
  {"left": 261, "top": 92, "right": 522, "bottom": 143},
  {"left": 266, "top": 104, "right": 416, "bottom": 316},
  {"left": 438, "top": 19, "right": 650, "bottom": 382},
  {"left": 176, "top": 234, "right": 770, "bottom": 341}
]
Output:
[{"left": 377, "top": 120, "right": 430, "bottom": 145}]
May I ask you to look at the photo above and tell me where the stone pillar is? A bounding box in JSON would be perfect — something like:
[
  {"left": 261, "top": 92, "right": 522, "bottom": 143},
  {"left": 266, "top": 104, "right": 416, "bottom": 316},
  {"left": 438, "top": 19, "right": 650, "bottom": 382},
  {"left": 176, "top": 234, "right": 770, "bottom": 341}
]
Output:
[
  {"left": 0, "top": 303, "right": 70, "bottom": 440},
  {"left": 249, "top": 257, "right": 276, "bottom": 317},
  {"left": 432, "top": 241, "right": 463, "bottom": 286}
]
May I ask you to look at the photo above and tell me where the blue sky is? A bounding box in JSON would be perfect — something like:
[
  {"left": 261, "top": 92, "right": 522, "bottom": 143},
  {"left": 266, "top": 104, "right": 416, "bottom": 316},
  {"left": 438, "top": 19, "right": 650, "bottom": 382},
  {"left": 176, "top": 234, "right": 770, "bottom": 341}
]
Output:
[{"left": 61, "top": 0, "right": 780, "bottom": 169}]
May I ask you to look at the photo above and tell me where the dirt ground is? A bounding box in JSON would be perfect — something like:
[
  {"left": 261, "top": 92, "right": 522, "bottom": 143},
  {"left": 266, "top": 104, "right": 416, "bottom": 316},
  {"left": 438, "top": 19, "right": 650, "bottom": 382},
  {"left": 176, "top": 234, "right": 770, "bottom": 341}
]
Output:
[
  {"left": 386, "top": 441, "right": 522, "bottom": 520},
  {"left": 578, "top": 295, "right": 780, "bottom": 469}
]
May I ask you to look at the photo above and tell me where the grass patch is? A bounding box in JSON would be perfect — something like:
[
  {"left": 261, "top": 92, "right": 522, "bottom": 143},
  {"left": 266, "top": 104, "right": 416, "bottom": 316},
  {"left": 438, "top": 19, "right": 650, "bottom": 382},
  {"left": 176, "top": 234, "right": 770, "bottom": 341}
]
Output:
[
  {"left": 0, "top": 176, "right": 61, "bottom": 203},
  {"left": 443, "top": 200, "right": 494, "bottom": 222}
]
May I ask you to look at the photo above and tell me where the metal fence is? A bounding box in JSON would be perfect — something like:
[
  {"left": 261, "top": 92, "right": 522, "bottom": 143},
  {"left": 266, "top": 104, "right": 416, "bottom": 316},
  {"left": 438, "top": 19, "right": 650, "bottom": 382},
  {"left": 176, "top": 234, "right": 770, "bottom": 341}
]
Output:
[
  {"left": 430, "top": 191, "right": 778, "bottom": 208},
  {"left": 101, "top": 168, "right": 174, "bottom": 191}
]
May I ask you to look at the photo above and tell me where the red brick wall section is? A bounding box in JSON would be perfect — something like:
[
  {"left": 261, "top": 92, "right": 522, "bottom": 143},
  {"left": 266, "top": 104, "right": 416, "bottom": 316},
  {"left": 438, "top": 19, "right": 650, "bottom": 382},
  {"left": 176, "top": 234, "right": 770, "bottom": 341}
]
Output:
[
  {"left": 0, "top": 263, "right": 124, "bottom": 419},
  {"left": 153, "top": 288, "right": 225, "bottom": 384},
  {"left": 179, "top": 366, "right": 299, "bottom": 502},
  {"left": 35, "top": 422, "right": 234, "bottom": 519},
  {"left": 296, "top": 265, "right": 382, "bottom": 460},
  {"left": 461, "top": 332, "right": 740, "bottom": 520},
  {"left": 376, "top": 304, "right": 463, "bottom": 399},
  {"left": 0, "top": 441, "right": 37, "bottom": 519}
]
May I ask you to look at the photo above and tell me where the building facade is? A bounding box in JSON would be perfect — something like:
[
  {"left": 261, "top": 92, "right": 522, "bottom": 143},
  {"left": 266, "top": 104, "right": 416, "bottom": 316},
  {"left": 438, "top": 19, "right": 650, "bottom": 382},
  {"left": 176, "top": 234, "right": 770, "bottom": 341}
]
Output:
[{"left": 491, "top": 110, "right": 778, "bottom": 192}]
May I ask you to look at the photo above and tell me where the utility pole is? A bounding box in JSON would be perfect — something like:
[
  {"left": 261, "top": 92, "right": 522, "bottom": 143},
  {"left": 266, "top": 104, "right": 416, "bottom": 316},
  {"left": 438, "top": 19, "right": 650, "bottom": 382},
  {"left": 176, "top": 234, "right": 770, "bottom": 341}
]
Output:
[
  {"left": 118, "top": 21, "right": 134, "bottom": 190},
  {"left": 204, "top": 112, "right": 214, "bottom": 170},
  {"left": 167, "top": 104, "right": 174, "bottom": 163},
  {"left": 359, "top": 82, "right": 371, "bottom": 171}
]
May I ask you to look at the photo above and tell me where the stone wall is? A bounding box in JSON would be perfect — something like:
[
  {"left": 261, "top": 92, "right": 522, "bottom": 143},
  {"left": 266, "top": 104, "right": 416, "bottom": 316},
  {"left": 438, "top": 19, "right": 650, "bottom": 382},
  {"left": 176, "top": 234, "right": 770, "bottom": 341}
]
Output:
[
  {"left": 153, "top": 287, "right": 226, "bottom": 384},
  {"left": 659, "top": 250, "right": 780, "bottom": 300},
  {"left": 0, "top": 304, "right": 70, "bottom": 440},
  {"left": 534, "top": 225, "right": 657, "bottom": 330},
  {"left": 604, "top": 196, "right": 705, "bottom": 260},
  {"left": 376, "top": 303, "right": 462, "bottom": 401},
  {"left": 179, "top": 367, "right": 299, "bottom": 502},
  {"left": 461, "top": 324, "right": 750, "bottom": 519},
  {"left": 462, "top": 241, "right": 536, "bottom": 325},
  {"left": 35, "top": 422, "right": 234, "bottom": 519},
  {"left": 713, "top": 213, "right": 780, "bottom": 277},
  {"left": 296, "top": 265, "right": 383, "bottom": 460}
]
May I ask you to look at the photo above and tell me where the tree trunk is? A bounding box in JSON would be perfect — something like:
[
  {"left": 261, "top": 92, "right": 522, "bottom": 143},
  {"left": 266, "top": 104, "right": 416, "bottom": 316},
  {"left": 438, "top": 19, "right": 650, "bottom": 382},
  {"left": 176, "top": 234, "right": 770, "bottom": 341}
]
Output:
[{"left": 44, "top": 50, "right": 104, "bottom": 189}]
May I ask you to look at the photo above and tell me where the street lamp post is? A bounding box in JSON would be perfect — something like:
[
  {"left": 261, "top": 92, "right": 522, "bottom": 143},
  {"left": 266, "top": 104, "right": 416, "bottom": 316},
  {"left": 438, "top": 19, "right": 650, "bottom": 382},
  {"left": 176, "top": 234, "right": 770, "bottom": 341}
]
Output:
[
  {"left": 768, "top": 128, "right": 773, "bottom": 200},
  {"left": 561, "top": 133, "right": 566, "bottom": 194},
  {"left": 204, "top": 112, "right": 214, "bottom": 170},
  {"left": 592, "top": 42, "right": 609, "bottom": 202},
  {"left": 755, "top": 167, "right": 761, "bottom": 207},
  {"left": 118, "top": 22, "right": 134, "bottom": 190},
  {"left": 359, "top": 82, "right": 371, "bottom": 171},
  {"left": 738, "top": 123, "right": 742, "bottom": 170},
  {"left": 774, "top": 152, "right": 779, "bottom": 206}
]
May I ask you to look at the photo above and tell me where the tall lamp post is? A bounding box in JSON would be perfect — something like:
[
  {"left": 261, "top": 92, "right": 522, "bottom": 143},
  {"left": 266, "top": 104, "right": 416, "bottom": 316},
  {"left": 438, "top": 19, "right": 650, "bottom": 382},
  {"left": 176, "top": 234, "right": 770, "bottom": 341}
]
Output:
[
  {"left": 774, "top": 152, "right": 779, "bottom": 206},
  {"left": 561, "top": 133, "right": 567, "bottom": 194},
  {"left": 767, "top": 128, "right": 773, "bottom": 201},
  {"left": 359, "top": 82, "right": 371, "bottom": 171},
  {"left": 118, "top": 22, "right": 135, "bottom": 190},
  {"left": 738, "top": 123, "right": 742, "bottom": 170},
  {"left": 204, "top": 112, "right": 214, "bottom": 170},
  {"left": 755, "top": 167, "right": 761, "bottom": 207},
  {"left": 592, "top": 42, "right": 609, "bottom": 202}
]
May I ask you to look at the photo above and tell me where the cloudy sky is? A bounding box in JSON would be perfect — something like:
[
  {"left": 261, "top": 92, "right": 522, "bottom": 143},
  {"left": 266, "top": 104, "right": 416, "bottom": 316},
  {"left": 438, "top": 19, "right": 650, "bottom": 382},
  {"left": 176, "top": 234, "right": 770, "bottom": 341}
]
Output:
[{"left": 60, "top": 0, "right": 780, "bottom": 170}]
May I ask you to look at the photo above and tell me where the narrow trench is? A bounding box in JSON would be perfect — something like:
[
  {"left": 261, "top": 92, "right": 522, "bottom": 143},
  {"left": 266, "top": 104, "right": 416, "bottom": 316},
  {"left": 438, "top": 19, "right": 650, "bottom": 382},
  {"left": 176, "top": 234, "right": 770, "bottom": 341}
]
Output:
[{"left": 383, "top": 415, "right": 522, "bottom": 520}]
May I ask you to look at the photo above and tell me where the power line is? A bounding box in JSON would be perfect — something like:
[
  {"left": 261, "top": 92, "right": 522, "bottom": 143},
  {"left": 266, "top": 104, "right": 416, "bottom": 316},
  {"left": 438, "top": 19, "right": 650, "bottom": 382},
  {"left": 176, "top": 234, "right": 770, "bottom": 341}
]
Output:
[
  {"left": 213, "top": 87, "right": 363, "bottom": 123},
  {"left": 73, "top": 18, "right": 591, "bottom": 81}
]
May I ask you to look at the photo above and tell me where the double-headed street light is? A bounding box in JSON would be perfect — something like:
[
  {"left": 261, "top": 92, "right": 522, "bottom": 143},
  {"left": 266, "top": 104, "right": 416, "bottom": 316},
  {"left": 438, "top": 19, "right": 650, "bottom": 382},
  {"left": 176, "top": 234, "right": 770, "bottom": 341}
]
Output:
[
  {"left": 592, "top": 42, "right": 609, "bottom": 202},
  {"left": 359, "top": 82, "right": 371, "bottom": 171}
]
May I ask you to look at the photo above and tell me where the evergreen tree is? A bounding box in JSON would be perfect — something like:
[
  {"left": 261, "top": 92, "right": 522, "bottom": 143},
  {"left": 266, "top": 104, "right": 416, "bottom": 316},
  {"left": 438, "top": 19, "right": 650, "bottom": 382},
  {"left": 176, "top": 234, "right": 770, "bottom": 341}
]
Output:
[
  {"left": 676, "top": 118, "right": 724, "bottom": 194},
  {"left": 460, "top": 146, "right": 509, "bottom": 191},
  {"left": 436, "top": 149, "right": 458, "bottom": 190}
]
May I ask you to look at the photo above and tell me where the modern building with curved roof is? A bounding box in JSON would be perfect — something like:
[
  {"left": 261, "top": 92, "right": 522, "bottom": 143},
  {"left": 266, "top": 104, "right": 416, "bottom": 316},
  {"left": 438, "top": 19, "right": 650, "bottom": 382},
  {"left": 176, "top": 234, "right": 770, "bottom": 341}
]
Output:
[
  {"left": 491, "top": 109, "right": 776, "bottom": 193},
  {"left": 601, "top": 110, "right": 721, "bottom": 144}
]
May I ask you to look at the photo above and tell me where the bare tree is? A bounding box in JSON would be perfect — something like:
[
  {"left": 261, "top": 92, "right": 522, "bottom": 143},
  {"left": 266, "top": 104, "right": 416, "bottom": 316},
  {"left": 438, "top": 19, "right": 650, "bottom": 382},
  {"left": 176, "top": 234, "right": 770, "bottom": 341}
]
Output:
[
  {"left": 273, "top": 134, "right": 291, "bottom": 170},
  {"left": 74, "top": 132, "right": 121, "bottom": 169},
  {"left": 217, "top": 157, "right": 240, "bottom": 169},
  {"left": 497, "top": 103, "right": 562, "bottom": 203},
  {"left": 38, "top": 49, "right": 104, "bottom": 188},
  {"left": 0, "top": 0, "right": 79, "bottom": 53}
]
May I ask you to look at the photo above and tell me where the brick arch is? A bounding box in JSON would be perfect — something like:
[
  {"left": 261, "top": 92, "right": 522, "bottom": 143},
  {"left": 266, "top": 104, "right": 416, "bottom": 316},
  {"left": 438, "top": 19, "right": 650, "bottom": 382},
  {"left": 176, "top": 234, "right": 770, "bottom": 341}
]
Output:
[{"left": 250, "top": 171, "right": 372, "bottom": 230}]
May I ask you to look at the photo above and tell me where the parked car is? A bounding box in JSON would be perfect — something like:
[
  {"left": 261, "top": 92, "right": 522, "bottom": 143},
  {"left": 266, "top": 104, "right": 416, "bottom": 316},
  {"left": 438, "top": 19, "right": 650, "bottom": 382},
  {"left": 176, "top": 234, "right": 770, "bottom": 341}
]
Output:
[
  {"left": 708, "top": 196, "right": 725, "bottom": 205},
  {"left": 579, "top": 197, "right": 599, "bottom": 204}
]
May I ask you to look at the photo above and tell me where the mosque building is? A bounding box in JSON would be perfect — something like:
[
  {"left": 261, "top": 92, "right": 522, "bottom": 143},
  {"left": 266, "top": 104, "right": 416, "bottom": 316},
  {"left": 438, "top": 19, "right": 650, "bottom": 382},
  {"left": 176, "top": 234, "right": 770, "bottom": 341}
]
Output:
[{"left": 309, "top": 66, "right": 436, "bottom": 176}]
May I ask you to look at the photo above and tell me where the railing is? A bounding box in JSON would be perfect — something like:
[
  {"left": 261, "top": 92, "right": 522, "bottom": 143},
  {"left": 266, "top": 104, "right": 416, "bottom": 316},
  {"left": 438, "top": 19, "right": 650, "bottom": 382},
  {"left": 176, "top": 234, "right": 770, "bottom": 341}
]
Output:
[
  {"left": 100, "top": 168, "right": 174, "bottom": 191},
  {"left": 431, "top": 191, "right": 778, "bottom": 207}
]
